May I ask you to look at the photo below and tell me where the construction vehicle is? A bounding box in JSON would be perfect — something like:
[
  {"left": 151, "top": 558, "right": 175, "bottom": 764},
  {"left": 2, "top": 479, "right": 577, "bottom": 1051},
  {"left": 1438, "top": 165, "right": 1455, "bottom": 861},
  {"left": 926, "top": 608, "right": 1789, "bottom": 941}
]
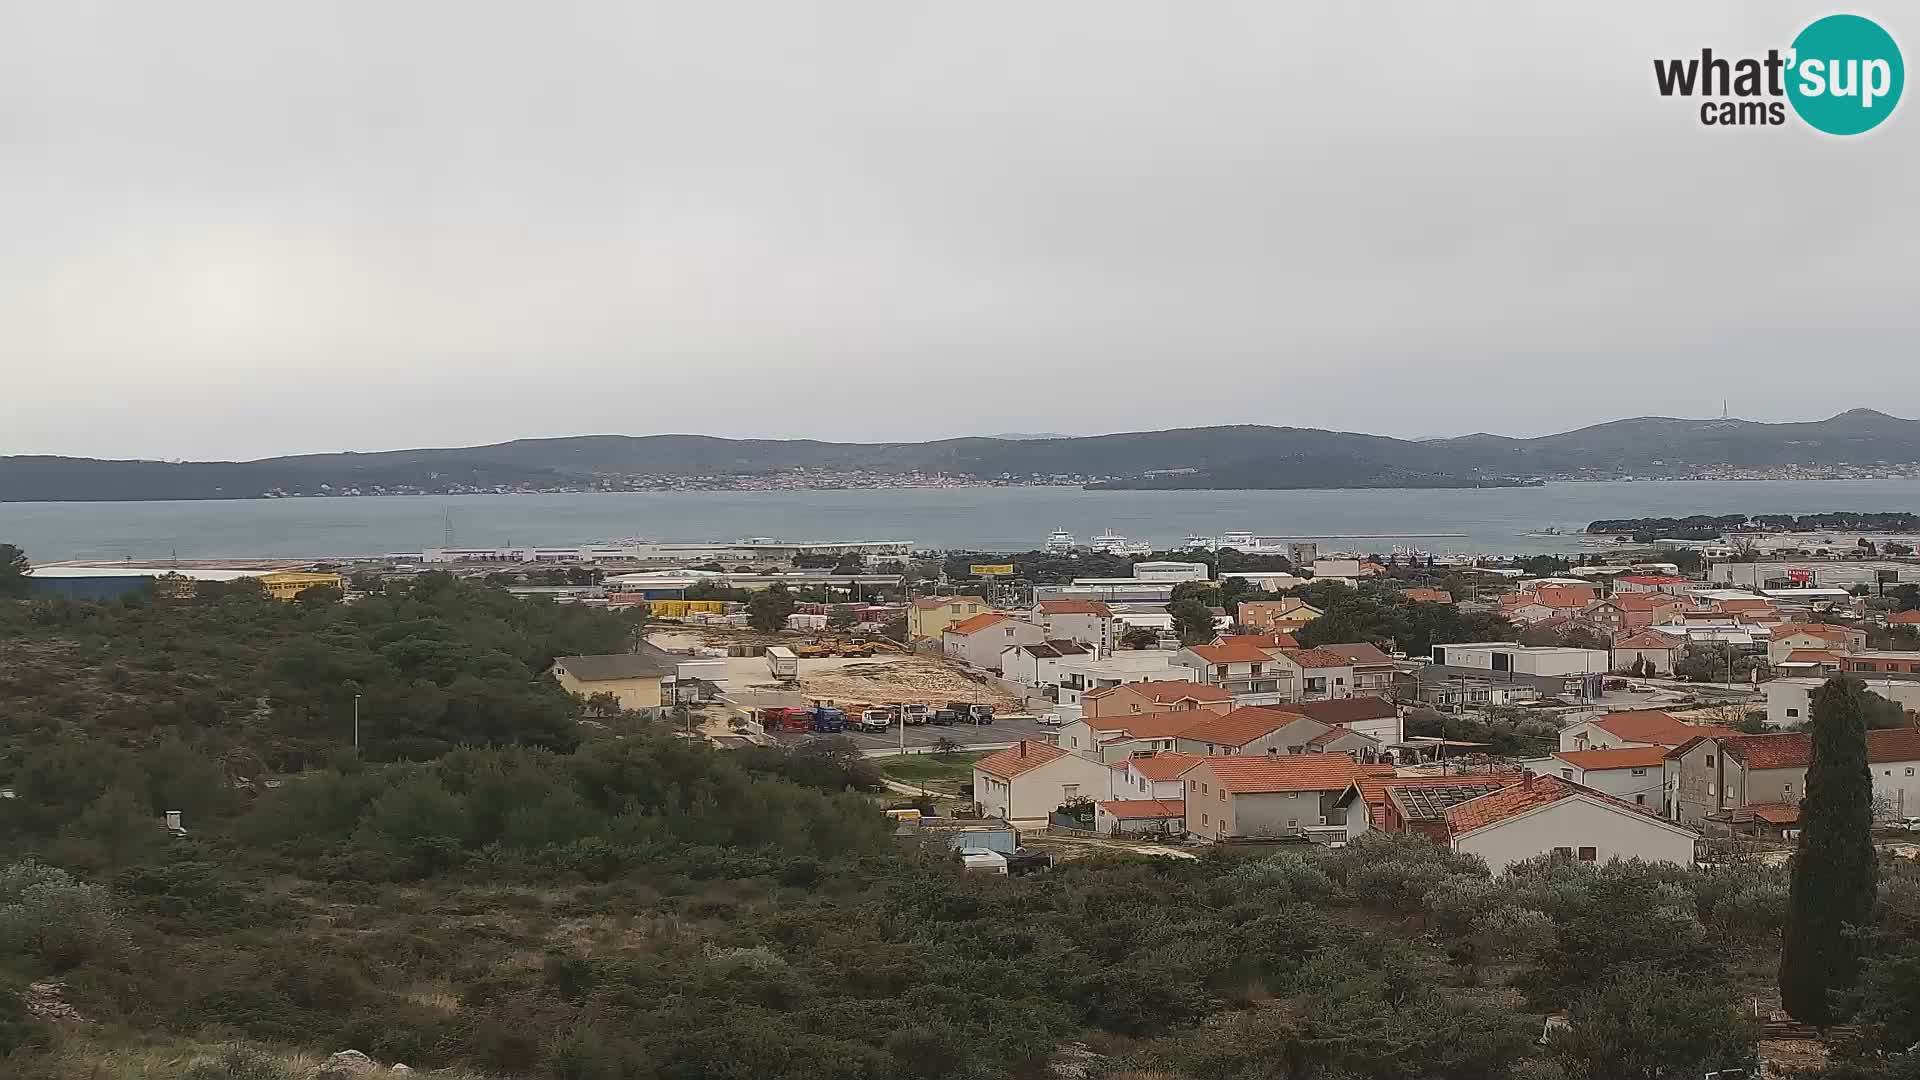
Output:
[
  {"left": 929, "top": 708, "right": 960, "bottom": 726},
  {"left": 837, "top": 641, "right": 877, "bottom": 658},
  {"left": 809, "top": 705, "right": 847, "bottom": 733},
  {"left": 856, "top": 707, "right": 893, "bottom": 733},
  {"left": 902, "top": 703, "right": 930, "bottom": 726},
  {"left": 761, "top": 707, "right": 813, "bottom": 733},
  {"left": 790, "top": 641, "right": 837, "bottom": 659}
]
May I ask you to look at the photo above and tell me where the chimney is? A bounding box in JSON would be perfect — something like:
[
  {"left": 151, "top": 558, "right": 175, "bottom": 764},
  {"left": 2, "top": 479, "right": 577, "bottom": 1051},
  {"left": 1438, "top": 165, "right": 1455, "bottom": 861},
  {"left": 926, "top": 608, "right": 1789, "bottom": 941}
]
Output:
[
  {"left": 1520, "top": 769, "right": 1533, "bottom": 790},
  {"left": 1019, "top": 742, "right": 1027, "bottom": 758}
]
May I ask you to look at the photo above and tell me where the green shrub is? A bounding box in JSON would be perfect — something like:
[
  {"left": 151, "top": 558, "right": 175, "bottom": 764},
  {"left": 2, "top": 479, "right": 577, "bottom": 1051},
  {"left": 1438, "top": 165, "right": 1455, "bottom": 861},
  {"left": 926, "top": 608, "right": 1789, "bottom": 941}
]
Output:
[{"left": 0, "top": 859, "right": 128, "bottom": 972}]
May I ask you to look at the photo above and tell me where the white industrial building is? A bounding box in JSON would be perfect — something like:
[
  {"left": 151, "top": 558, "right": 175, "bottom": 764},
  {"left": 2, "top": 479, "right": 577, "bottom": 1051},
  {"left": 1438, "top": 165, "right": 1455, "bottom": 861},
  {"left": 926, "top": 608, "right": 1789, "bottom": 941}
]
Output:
[{"left": 1429, "top": 642, "right": 1610, "bottom": 676}]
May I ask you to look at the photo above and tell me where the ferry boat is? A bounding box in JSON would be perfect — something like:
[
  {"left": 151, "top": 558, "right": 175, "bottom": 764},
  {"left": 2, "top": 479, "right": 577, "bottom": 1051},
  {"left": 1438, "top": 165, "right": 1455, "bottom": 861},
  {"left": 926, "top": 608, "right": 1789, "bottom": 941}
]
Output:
[
  {"left": 1044, "top": 529, "right": 1077, "bottom": 553},
  {"left": 1088, "top": 530, "right": 1151, "bottom": 555}
]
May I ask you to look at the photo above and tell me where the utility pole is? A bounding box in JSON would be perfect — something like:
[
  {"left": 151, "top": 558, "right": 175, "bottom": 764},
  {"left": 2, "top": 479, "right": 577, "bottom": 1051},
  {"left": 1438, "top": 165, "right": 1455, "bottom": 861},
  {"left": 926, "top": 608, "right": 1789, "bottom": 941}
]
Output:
[{"left": 353, "top": 693, "right": 362, "bottom": 752}]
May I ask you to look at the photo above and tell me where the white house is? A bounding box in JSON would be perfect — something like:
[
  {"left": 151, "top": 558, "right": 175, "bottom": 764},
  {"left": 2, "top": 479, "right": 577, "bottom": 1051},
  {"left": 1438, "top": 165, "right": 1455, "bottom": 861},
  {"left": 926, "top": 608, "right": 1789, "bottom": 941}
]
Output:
[
  {"left": 943, "top": 613, "right": 1045, "bottom": 673},
  {"left": 1443, "top": 774, "right": 1698, "bottom": 874},
  {"left": 1094, "top": 799, "right": 1186, "bottom": 836},
  {"left": 1765, "top": 677, "right": 1920, "bottom": 730},
  {"left": 1031, "top": 599, "right": 1118, "bottom": 654},
  {"left": 998, "top": 640, "right": 1091, "bottom": 687},
  {"left": 971, "top": 740, "right": 1116, "bottom": 822},
  {"left": 1108, "top": 751, "right": 1203, "bottom": 800},
  {"left": 1519, "top": 746, "right": 1668, "bottom": 810},
  {"left": 1558, "top": 710, "right": 1734, "bottom": 753}
]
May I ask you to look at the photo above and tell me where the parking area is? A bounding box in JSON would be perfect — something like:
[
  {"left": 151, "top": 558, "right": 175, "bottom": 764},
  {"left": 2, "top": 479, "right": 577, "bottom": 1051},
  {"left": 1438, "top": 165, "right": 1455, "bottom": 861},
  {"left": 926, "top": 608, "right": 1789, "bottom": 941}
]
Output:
[{"left": 773, "top": 714, "right": 1060, "bottom": 754}]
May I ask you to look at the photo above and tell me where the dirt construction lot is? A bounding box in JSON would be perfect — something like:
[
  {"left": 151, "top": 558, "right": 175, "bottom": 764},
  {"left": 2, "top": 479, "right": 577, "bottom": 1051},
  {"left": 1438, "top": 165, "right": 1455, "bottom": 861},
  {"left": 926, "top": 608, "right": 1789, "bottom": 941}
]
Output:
[{"left": 651, "top": 630, "right": 1023, "bottom": 712}]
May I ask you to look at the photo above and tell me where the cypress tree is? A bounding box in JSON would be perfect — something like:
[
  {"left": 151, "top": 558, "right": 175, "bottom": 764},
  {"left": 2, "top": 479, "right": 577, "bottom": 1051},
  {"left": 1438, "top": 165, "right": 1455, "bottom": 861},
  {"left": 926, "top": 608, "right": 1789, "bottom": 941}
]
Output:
[{"left": 1778, "top": 676, "right": 1879, "bottom": 1024}]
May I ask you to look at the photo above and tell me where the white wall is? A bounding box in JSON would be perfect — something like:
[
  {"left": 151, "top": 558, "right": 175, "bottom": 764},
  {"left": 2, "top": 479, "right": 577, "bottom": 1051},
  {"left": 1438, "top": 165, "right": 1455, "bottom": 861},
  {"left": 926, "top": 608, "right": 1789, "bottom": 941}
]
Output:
[
  {"left": 974, "top": 755, "right": 1116, "bottom": 820},
  {"left": 1454, "top": 795, "right": 1696, "bottom": 875},
  {"left": 1875, "top": 758, "right": 1920, "bottom": 819}
]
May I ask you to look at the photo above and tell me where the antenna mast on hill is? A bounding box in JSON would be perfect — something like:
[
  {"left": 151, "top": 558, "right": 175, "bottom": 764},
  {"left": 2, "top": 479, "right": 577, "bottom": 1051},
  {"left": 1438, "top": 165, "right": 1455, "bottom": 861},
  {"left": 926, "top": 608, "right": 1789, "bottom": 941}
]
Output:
[
  {"left": 1722, "top": 399, "right": 1729, "bottom": 419},
  {"left": 444, "top": 510, "right": 453, "bottom": 547}
]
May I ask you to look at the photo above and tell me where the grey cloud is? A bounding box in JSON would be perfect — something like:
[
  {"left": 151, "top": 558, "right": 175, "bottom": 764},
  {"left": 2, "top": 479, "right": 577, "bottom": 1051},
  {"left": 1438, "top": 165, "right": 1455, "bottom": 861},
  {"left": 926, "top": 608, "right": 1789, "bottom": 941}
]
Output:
[{"left": 2, "top": 1, "right": 1914, "bottom": 458}]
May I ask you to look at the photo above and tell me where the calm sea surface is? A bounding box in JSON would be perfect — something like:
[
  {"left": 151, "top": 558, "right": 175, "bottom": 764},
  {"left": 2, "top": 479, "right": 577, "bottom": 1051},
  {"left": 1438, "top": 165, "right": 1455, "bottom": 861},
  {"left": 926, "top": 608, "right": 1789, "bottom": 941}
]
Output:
[{"left": 7, "top": 479, "right": 1920, "bottom": 562}]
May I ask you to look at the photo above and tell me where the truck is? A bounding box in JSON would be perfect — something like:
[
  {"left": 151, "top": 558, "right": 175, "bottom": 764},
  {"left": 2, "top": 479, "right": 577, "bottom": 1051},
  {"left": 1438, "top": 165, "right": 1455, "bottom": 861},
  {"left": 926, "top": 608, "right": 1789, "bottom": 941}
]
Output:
[
  {"left": 946, "top": 701, "right": 995, "bottom": 725},
  {"left": 765, "top": 646, "right": 799, "bottom": 680},
  {"left": 901, "top": 703, "right": 930, "bottom": 726},
  {"left": 809, "top": 706, "right": 847, "bottom": 733},
  {"left": 761, "top": 707, "right": 812, "bottom": 733},
  {"left": 928, "top": 708, "right": 960, "bottom": 726},
  {"left": 856, "top": 707, "right": 893, "bottom": 733}
]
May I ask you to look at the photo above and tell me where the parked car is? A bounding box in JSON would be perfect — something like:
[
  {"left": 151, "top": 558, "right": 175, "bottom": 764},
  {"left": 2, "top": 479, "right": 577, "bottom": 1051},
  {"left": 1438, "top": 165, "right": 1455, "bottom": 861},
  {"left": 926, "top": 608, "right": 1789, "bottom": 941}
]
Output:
[
  {"left": 1901, "top": 816, "right": 1920, "bottom": 832},
  {"left": 1036, "top": 711, "right": 1064, "bottom": 727}
]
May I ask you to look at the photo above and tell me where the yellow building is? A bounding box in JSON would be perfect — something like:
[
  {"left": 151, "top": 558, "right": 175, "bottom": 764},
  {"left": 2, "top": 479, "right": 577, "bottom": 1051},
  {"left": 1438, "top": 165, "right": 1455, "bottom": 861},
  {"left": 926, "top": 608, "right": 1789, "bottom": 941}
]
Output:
[
  {"left": 907, "top": 594, "right": 990, "bottom": 641},
  {"left": 549, "top": 650, "right": 677, "bottom": 712},
  {"left": 257, "top": 571, "right": 345, "bottom": 601}
]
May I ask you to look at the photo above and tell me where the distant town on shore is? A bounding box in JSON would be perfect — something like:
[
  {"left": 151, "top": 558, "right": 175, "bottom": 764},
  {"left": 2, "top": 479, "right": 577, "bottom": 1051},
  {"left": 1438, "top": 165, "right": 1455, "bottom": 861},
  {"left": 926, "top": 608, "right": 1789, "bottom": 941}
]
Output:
[{"left": 6, "top": 408, "right": 1920, "bottom": 501}]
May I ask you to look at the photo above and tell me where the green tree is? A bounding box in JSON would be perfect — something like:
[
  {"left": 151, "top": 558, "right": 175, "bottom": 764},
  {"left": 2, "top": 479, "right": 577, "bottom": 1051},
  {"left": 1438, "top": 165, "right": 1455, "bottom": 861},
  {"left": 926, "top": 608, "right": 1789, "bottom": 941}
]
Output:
[
  {"left": 1169, "top": 598, "right": 1216, "bottom": 645},
  {"left": 1552, "top": 968, "right": 1757, "bottom": 1080},
  {"left": 1780, "top": 677, "right": 1880, "bottom": 1025},
  {"left": 1119, "top": 624, "right": 1160, "bottom": 650},
  {"left": 747, "top": 585, "right": 797, "bottom": 632},
  {"left": 827, "top": 605, "right": 856, "bottom": 631},
  {"left": 0, "top": 543, "right": 30, "bottom": 598}
]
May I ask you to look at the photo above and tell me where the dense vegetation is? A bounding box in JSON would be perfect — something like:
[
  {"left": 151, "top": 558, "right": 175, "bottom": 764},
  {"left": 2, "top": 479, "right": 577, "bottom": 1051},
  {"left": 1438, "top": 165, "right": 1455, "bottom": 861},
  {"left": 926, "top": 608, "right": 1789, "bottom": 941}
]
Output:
[
  {"left": 0, "top": 570, "right": 638, "bottom": 773},
  {"left": 1587, "top": 512, "right": 1920, "bottom": 537},
  {"left": 1289, "top": 582, "right": 1514, "bottom": 657},
  {"left": 6, "top": 559, "right": 1920, "bottom": 1079}
]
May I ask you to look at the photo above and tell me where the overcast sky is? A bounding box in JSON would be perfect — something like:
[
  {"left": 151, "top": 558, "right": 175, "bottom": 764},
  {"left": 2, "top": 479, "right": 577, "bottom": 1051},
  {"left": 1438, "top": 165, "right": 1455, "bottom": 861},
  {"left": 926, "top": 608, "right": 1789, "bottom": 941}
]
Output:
[{"left": 3, "top": 2, "right": 1914, "bottom": 460}]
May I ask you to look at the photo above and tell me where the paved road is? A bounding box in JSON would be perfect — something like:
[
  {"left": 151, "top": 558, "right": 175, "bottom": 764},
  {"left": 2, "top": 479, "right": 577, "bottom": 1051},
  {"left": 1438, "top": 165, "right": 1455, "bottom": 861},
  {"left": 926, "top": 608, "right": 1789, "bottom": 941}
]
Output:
[{"left": 774, "top": 715, "right": 1060, "bottom": 754}]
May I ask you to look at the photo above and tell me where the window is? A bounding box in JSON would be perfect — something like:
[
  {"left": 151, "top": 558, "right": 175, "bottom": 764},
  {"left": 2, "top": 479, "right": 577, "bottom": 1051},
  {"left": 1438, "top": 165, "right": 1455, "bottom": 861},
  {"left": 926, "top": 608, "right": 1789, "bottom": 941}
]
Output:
[
  {"left": 1553, "top": 846, "right": 1573, "bottom": 858},
  {"left": 1635, "top": 794, "right": 1646, "bottom": 805},
  {"left": 1631, "top": 768, "right": 1647, "bottom": 776},
  {"left": 1560, "top": 769, "right": 1573, "bottom": 780},
  {"left": 1578, "top": 846, "right": 1597, "bottom": 862},
  {"left": 1062, "top": 785, "right": 1078, "bottom": 799},
  {"left": 1201, "top": 813, "right": 1209, "bottom": 825},
  {"left": 1706, "top": 754, "right": 1715, "bottom": 767},
  {"left": 1201, "top": 783, "right": 1209, "bottom": 794},
  {"left": 1218, "top": 789, "right": 1225, "bottom": 802},
  {"left": 1288, "top": 819, "right": 1298, "bottom": 828},
  {"left": 1909, "top": 768, "right": 1916, "bottom": 777},
  {"left": 1787, "top": 708, "right": 1800, "bottom": 717}
]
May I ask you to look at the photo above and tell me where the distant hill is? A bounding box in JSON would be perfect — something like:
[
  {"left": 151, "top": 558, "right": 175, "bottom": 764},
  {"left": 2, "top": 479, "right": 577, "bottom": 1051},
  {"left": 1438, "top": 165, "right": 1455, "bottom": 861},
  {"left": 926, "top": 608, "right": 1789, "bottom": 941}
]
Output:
[{"left": 5, "top": 409, "right": 1918, "bottom": 501}]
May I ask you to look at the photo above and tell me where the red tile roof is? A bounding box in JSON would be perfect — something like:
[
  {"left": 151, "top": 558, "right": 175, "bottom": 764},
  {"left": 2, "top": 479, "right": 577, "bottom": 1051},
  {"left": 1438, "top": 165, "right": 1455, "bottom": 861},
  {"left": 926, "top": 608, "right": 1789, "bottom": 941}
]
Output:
[
  {"left": 1889, "top": 611, "right": 1920, "bottom": 625},
  {"left": 1097, "top": 714, "right": 1210, "bottom": 740},
  {"left": 1782, "top": 649, "right": 1844, "bottom": 664},
  {"left": 1117, "top": 751, "right": 1205, "bottom": 781},
  {"left": 1604, "top": 593, "right": 1677, "bottom": 611},
  {"left": 1267, "top": 697, "right": 1397, "bottom": 727},
  {"left": 1177, "top": 707, "right": 1306, "bottom": 748},
  {"left": 1617, "top": 575, "right": 1688, "bottom": 585},
  {"left": 1443, "top": 774, "right": 1663, "bottom": 835},
  {"left": 1554, "top": 746, "right": 1669, "bottom": 771},
  {"left": 973, "top": 740, "right": 1068, "bottom": 779},
  {"left": 1083, "top": 680, "right": 1232, "bottom": 705},
  {"left": 1219, "top": 632, "right": 1300, "bottom": 649},
  {"left": 1037, "top": 599, "right": 1114, "bottom": 616},
  {"left": 1284, "top": 647, "right": 1354, "bottom": 668},
  {"left": 946, "top": 612, "right": 1010, "bottom": 636},
  {"left": 1779, "top": 623, "right": 1859, "bottom": 639},
  {"left": 1870, "top": 727, "right": 1920, "bottom": 763},
  {"left": 1402, "top": 588, "right": 1453, "bottom": 604},
  {"left": 1314, "top": 642, "right": 1395, "bottom": 666},
  {"left": 1186, "top": 642, "right": 1277, "bottom": 664},
  {"left": 1195, "top": 756, "right": 1366, "bottom": 794},
  {"left": 1096, "top": 798, "right": 1186, "bottom": 820},
  {"left": 1707, "top": 728, "right": 1920, "bottom": 769},
  {"left": 1590, "top": 711, "right": 1735, "bottom": 748},
  {"left": 1745, "top": 802, "right": 1801, "bottom": 825},
  {"left": 1716, "top": 733, "right": 1810, "bottom": 770}
]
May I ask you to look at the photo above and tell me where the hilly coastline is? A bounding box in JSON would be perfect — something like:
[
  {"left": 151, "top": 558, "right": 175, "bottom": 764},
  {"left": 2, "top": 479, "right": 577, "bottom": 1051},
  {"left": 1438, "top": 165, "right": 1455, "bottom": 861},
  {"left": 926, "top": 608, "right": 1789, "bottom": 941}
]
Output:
[{"left": 4, "top": 409, "right": 1918, "bottom": 502}]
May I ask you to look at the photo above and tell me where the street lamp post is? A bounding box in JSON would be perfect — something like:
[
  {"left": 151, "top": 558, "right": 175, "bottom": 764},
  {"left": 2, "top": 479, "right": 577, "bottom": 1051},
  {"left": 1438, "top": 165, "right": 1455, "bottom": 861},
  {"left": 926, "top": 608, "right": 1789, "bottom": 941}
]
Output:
[{"left": 353, "top": 693, "right": 362, "bottom": 752}]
